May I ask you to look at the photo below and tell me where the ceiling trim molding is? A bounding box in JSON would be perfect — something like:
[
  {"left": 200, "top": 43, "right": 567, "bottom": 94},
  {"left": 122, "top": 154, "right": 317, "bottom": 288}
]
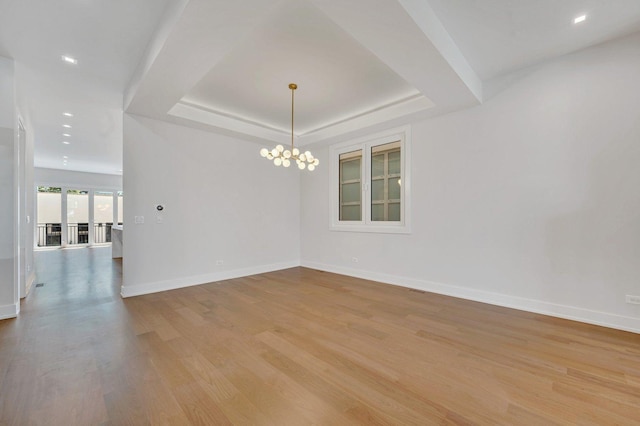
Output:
[
  {"left": 299, "top": 94, "right": 434, "bottom": 144},
  {"left": 168, "top": 102, "right": 291, "bottom": 144},
  {"left": 169, "top": 93, "right": 435, "bottom": 145}
]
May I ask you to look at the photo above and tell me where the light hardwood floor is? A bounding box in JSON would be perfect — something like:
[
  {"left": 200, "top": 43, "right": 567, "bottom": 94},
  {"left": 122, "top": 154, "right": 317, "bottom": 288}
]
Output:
[{"left": 1, "top": 248, "right": 639, "bottom": 425}]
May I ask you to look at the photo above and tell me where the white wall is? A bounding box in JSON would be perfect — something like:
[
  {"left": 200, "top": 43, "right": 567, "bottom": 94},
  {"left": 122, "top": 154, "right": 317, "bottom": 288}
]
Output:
[
  {"left": 34, "top": 167, "right": 122, "bottom": 190},
  {"left": 0, "top": 56, "right": 17, "bottom": 319},
  {"left": 301, "top": 33, "right": 640, "bottom": 333},
  {"left": 122, "top": 114, "right": 300, "bottom": 296},
  {"left": 15, "top": 61, "right": 36, "bottom": 298}
]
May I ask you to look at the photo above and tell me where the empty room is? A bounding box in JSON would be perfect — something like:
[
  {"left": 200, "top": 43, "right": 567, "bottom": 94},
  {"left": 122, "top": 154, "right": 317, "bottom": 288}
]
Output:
[{"left": 1, "top": 0, "right": 639, "bottom": 424}]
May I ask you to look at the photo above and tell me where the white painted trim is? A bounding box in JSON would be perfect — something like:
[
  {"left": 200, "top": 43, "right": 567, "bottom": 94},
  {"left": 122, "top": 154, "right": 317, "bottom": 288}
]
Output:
[
  {"left": 301, "top": 260, "right": 640, "bottom": 335},
  {"left": 0, "top": 302, "right": 19, "bottom": 320},
  {"left": 120, "top": 260, "right": 300, "bottom": 298},
  {"left": 23, "top": 270, "right": 35, "bottom": 298},
  {"left": 168, "top": 96, "right": 433, "bottom": 146},
  {"left": 329, "top": 125, "right": 412, "bottom": 234},
  {"left": 168, "top": 102, "right": 291, "bottom": 145}
]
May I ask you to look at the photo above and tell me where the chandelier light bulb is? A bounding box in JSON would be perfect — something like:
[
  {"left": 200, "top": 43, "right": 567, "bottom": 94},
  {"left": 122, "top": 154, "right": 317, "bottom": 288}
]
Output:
[{"left": 258, "top": 83, "right": 317, "bottom": 171}]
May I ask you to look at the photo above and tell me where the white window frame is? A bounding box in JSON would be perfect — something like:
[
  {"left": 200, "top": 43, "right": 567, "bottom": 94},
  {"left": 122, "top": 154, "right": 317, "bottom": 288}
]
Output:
[{"left": 330, "top": 125, "right": 411, "bottom": 234}]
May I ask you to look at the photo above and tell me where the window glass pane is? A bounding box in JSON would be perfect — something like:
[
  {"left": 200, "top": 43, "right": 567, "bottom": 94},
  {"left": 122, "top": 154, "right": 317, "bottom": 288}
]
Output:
[
  {"left": 371, "top": 204, "right": 384, "bottom": 221},
  {"left": 372, "top": 154, "right": 385, "bottom": 177},
  {"left": 67, "top": 189, "right": 89, "bottom": 245},
  {"left": 371, "top": 179, "right": 384, "bottom": 202},
  {"left": 94, "top": 192, "right": 113, "bottom": 223},
  {"left": 340, "top": 150, "right": 362, "bottom": 221},
  {"left": 370, "top": 141, "right": 401, "bottom": 223},
  {"left": 36, "top": 187, "right": 62, "bottom": 247},
  {"left": 389, "top": 177, "right": 401, "bottom": 200},
  {"left": 372, "top": 141, "right": 401, "bottom": 153},
  {"left": 388, "top": 203, "right": 401, "bottom": 221},
  {"left": 340, "top": 156, "right": 361, "bottom": 181},
  {"left": 388, "top": 151, "right": 401, "bottom": 175},
  {"left": 341, "top": 205, "right": 361, "bottom": 221},
  {"left": 342, "top": 182, "right": 361, "bottom": 204}
]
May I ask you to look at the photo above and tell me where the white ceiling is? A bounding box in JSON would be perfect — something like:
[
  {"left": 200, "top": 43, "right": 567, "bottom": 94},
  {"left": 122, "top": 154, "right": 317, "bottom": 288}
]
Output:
[
  {"left": 427, "top": 0, "right": 640, "bottom": 80},
  {"left": 181, "top": 1, "right": 420, "bottom": 136},
  {"left": 0, "top": 0, "right": 172, "bottom": 174},
  {"left": 2, "top": 0, "right": 640, "bottom": 173}
]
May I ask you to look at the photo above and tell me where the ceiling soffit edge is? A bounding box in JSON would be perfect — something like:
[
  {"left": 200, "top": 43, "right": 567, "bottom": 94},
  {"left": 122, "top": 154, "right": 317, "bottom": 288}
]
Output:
[{"left": 168, "top": 94, "right": 435, "bottom": 146}]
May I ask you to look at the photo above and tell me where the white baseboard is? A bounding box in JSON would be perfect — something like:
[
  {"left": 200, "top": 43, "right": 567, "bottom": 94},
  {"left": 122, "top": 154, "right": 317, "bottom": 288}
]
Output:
[
  {"left": 301, "top": 260, "right": 640, "bottom": 335},
  {"left": 121, "top": 260, "right": 301, "bottom": 298},
  {"left": 0, "top": 302, "right": 19, "bottom": 320}
]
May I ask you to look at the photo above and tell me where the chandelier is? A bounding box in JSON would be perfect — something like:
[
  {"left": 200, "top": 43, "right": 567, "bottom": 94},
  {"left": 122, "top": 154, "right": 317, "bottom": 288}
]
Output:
[{"left": 260, "top": 83, "right": 318, "bottom": 171}]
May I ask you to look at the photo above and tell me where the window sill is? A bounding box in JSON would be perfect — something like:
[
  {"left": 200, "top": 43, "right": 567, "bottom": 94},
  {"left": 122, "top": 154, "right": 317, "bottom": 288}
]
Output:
[{"left": 330, "top": 223, "right": 411, "bottom": 234}]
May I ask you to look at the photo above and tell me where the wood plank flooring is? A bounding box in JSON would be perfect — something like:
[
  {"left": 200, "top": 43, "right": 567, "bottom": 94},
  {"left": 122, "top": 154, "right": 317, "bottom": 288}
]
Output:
[{"left": 1, "top": 247, "right": 639, "bottom": 425}]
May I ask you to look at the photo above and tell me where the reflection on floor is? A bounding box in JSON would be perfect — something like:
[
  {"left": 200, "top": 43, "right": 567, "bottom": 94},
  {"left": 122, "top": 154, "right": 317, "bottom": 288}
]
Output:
[
  {"left": 29, "top": 247, "right": 122, "bottom": 312},
  {"left": 0, "top": 247, "right": 123, "bottom": 424}
]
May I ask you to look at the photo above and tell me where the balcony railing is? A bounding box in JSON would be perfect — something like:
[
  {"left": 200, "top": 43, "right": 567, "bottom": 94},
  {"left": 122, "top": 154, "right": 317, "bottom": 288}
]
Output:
[
  {"left": 37, "top": 223, "right": 62, "bottom": 247},
  {"left": 37, "top": 222, "right": 120, "bottom": 247},
  {"left": 94, "top": 223, "right": 112, "bottom": 244},
  {"left": 67, "top": 223, "right": 89, "bottom": 245}
]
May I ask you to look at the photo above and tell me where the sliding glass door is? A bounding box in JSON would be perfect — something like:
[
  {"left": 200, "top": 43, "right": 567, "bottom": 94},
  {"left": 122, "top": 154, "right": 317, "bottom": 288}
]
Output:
[
  {"left": 35, "top": 186, "right": 123, "bottom": 249},
  {"left": 66, "top": 189, "right": 89, "bottom": 245},
  {"left": 36, "top": 187, "right": 62, "bottom": 247}
]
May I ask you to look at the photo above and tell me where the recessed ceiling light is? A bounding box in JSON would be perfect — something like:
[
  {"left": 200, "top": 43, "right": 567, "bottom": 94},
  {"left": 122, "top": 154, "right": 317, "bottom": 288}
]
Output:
[
  {"left": 61, "top": 55, "right": 78, "bottom": 65},
  {"left": 63, "top": 156, "right": 68, "bottom": 159},
  {"left": 63, "top": 133, "right": 71, "bottom": 137},
  {"left": 574, "top": 14, "right": 586, "bottom": 24},
  {"left": 63, "top": 124, "right": 72, "bottom": 128},
  {"left": 63, "top": 112, "right": 74, "bottom": 117},
  {"left": 63, "top": 141, "right": 71, "bottom": 145}
]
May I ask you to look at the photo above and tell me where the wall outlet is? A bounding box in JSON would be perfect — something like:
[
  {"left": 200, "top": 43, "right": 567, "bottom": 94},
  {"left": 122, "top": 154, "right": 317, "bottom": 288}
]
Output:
[
  {"left": 216, "top": 260, "right": 224, "bottom": 266},
  {"left": 352, "top": 257, "right": 359, "bottom": 263},
  {"left": 625, "top": 295, "right": 640, "bottom": 305},
  {"left": 135, "top": 216, "right": 145, "bottom": 224}
]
